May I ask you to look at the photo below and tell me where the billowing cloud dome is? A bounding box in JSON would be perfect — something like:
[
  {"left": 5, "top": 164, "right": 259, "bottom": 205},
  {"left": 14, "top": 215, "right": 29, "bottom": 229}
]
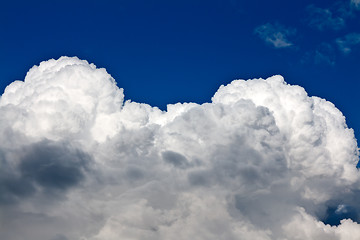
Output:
[{"left": 0, "top": 57, "right": 359, "bottom": 240}]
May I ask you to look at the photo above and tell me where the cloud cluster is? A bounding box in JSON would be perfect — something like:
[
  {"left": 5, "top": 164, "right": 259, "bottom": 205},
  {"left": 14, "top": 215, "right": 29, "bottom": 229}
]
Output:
[
  {"left": 255, "top": 1, "right": 360, "bottom": 65},
  {"left": 336, "top": 33, "right": 360, "bottom": 54},
  {"left": 306, "top": 4, "right": 345, "bottom": 31},
  {"left": 0, "top": 57, "right": 359, "bottom": 240}
]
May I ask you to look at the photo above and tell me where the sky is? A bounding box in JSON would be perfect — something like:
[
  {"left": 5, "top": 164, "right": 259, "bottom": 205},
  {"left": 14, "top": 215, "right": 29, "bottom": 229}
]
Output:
[
  {"left": 1, "top": 0, "right": 360, "bottom": 127},
  {"left": 1, "top": 0, "right": 360, "bottom": 239}
]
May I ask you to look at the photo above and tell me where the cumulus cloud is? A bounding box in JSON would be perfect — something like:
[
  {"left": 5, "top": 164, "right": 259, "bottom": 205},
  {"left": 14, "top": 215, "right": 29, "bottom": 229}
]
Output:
[
  {"left": 254, "top": 22, "right": 296, "bottom": 48},
  {"left": 336, "top": 33, "right": 360, "bottom": 54},
  {"left": 0, "top": 57, "right": 359, "bottom": 240}
]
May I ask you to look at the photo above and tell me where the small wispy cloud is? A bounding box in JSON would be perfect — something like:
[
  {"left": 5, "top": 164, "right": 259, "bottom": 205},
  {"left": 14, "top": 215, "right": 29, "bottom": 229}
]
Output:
[
  {"left": 314, "top": 43, "right": 336, "bottom": 65},
  {"left": 306, "top": 5, "right": 345, "bottom": 31},
  {"left": 336, "top": 32, "right": 360, "bottom": 54},
  {"left": 254, "top": 22, "right": 296, "bottom": 48},
  {"left": 301, "top": 43, "right": 336, "bottom": 66},
  {"left": 351, "top": 0, "right": 360, "bottom": 9}
]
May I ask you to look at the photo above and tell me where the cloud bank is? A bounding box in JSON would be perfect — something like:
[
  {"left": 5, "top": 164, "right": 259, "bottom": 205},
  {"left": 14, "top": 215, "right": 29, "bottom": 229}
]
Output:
[{"left": 0, "top": 57, "right": 359, "bottom": 240}]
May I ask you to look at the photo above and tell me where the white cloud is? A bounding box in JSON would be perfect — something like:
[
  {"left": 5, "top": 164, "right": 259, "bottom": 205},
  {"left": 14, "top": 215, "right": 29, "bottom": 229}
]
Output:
[
  {"left": 283, "top": 207, "right": 360, "bottom": 240},
  {"left": 306, "top": 5, "right": 346, "bottom": 31},
  {"left": 336, "top": 33, "right": 360, "bottom": 54},
  {"left": 0, "top": 57, "right": 359, "bottom": 240},
  {"left": 254, "top": 23, "right": 296, "bottom": 48}
]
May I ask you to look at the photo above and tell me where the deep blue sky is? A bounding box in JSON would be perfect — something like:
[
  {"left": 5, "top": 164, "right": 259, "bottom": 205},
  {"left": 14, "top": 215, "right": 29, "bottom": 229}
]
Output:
[{"left": 1, "top": 0, "right": 360, "bottom": 146}]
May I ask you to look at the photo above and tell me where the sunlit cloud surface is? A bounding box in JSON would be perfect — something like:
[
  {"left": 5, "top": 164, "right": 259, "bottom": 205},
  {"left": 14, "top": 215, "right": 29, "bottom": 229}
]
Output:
[{"left": 0, "top": 57, "right": 359, "bottom": 240}]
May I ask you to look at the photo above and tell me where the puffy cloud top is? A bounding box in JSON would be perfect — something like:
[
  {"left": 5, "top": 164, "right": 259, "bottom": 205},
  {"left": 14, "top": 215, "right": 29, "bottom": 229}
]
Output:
[
  {"left": 0, "top": 57, "right": 124, "bottom": 141},
  {"left": 0, "top": 57, "right": 359, "bottom": 240}
]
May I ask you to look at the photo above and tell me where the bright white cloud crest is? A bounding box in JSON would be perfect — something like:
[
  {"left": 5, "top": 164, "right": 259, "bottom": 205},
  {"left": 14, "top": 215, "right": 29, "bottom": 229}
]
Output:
[{"left": 0, "top": 57, "right": 359, "bottom": 240}]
